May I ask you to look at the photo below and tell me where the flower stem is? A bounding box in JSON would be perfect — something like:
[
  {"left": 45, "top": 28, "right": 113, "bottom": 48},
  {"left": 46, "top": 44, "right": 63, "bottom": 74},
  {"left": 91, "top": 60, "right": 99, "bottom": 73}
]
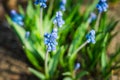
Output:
[
  {"left": 95, "top": 12, "right": 101, "bottom": 31},
  {"left": 45, "top": 50, "right": 49, "bottom": 78},
  {"left": 74, "top": 41, "right": 88, "bottom": 54},
  {"left": 40, "top": 8, "right": 43, "bottom": 36},
  {"left": 72, "top": 70, "right": 76, "bottom": 79}
]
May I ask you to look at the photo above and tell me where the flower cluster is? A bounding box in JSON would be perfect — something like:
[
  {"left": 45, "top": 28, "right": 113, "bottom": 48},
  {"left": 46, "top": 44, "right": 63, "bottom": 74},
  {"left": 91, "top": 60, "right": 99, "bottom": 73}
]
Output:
[
  {"left": 10, "top": 10, "right": 24, "bottom": 26},
  {"left": 96, "top": 0, "right": 108, "bottom": 13},
  {"left": 86, "top": 30, "right": 96, "bottom": 44},
  {"left": 53, "top": 11, "right": 65, "bottom": 28},
  {"left": 88, "top": 13, "right": 96, "bottom": 23},
  {"left": 44, "top": 28, "right": 58, "bottom": 52},
  {"left": 60, "top": 0, "right": 66, "bottom": 11},
  {"left": 34, "top": 0, "right": 47, "bottom": 8}
]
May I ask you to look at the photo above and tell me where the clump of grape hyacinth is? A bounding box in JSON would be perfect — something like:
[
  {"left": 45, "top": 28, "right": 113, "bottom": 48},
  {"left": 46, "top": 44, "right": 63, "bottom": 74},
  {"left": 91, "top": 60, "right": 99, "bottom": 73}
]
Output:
[
  {"left": 53, "top": 11, "right": 65, "bottom": 28},
  {"left": 86, "top": 30, "right": 96, "bottom": 44},
  {"left": 60, "top": 0, "right": 66, "bottom": 11},
  {"left": 44, "top": 28, "right": 58, "bottom": 52},
  {"left": 34, "top": 0, "right": 47, "bottom": 8},
  {"left": 10, "top": 10, "right": 24, "bottom": 26},
  {"left": 88, "top": 13, "right": 96, "bottom": 23},
  {"left": 96, "top": 0, "right": 108, "bottom": 13}
]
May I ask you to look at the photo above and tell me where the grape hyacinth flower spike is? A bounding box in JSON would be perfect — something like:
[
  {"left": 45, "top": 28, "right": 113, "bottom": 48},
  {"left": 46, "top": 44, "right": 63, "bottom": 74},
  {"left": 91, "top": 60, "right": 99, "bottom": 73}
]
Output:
[
  {"left": 95, "top": 0, "right": 108, "bottom": 31},
  {"left": 86, "top": 30, "right": 96, "bottom": 44},
  {"left": 60, "top": 0, "right": 66, "bottom": 11},
  {"left": 10, "top": 10, "right": 24, "bottom": 26},
  {"left": 44, "top": 28, "right": 58, "bottom": 78},
  {"left": 53, "top": 11, "right": 65, "bottom": 28},
  {"left": 34, "top": 0, "right": 47, "bottom": 8},
  {"left": 96, "top": 0, "right": 108, "bottom": 13},
  {"left": 44, "top": 28, "right": 58, "bottom": 52}
]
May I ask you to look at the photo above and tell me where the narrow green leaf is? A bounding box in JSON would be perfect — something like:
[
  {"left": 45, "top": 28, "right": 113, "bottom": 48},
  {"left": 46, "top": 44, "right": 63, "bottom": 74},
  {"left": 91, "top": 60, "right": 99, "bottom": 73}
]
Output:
[
  {"left": 49, "top": 47, "right": 62, "bottom": 76},
  {"left": 26, "top": 0, "right": 34, "bottom": 19},
  {"left": 101, "top": 34, "right": 109, "bottom": 70},
  {"left": 62, "top": 72, "right": 71, "bottom": 76},
  {"left": 84, "top": 0, "right": 99, "bottom": 20},
  {"left": 59, "top": 46, "right": 66, "bottom": 67},
  {"left": 76, "top": 71, "right": 89, "bottom": 79},
  {"left": 68, "top": 22, "right": 89, "bottom": 57},
  {"left": 105, "top": 20, "right": 119, "bottom": 33},
  {"left": 25, "top": 48, "right": 42, "bottom": 70},
  {"left": 18, "top": 5, "right": 25, "bottom": 15},
  {"left": 29, "top": 67, "right": 45, "bottom": 80},
  {"left": 63, "top": 77, "right": 72, "bottom": 80}
]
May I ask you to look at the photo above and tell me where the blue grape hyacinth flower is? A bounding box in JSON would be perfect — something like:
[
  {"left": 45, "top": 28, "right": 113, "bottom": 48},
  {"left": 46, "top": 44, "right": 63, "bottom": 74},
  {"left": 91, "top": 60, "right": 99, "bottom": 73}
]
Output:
[
  {"left": 34, "top": 0, "right": 47, "bottom": 8},
  {"left": 60, "top": 0, "right": 66, "bottom": 11},
  {"left": 74, "top": 63, "right": 80, "bottom": 70},
  {"left": 96, "top": 0, "right": 108, "bottom": 13},
  {"left": 86, "top": 30, "right": 96, "bottom": 44},
  {"left": 53, "top": 11, "right": 65, "bottom": 28},
  {"left": 10, "top": 10, "right": 24, "bottom": 26},
  {"left": 44, "top": 28, "right": 58, "bottom": 52},
  {"left": 88, "top": 13, "right": 96, "bottom": 23}
]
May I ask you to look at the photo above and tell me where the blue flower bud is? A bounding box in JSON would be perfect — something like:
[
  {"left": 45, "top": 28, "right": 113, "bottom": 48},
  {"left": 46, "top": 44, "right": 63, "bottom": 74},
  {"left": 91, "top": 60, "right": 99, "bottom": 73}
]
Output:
[
  {"left": 88, "top": 13, "right": 96, "bottom": 23},
  {"left": 74, "top": 63, "right": 80, "bottom": 70},
  {"left": 86, "top": 30, "right": 96, "bottom": 44}
]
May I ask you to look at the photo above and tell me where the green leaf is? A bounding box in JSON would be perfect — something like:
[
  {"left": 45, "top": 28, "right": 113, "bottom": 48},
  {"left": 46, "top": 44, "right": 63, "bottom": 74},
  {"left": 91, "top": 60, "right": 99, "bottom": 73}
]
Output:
[
  {"left": 26, "top": 0, "right": 34, "bottom": 19},
  {"left": 83, "top": 0, "right": 99, "bottom": 20},
  {"left": 29, "top": 67, "right": 45, "bottom": 80},
  {"left": 105, "top": 20, "right": 119, "bottom": 33},
  {"left": 18, "top": 5, "right": 25, "bottom": 15},
  {"left": 107, "top": 47, "right": 120, "bottom": 69},
  {"left": 76, "top": 71, "right": 89, "bottom": 79},
  {"left": 63, "top": 77, "right": 72, "bottom": 80},
  {"left": 49, "top": 47, "right": 63, "bottom": 76},
  {"left": 62, "top": 72, "right": 71, "bottom": 76},
  {"left": 59, "top": 46, "right": 66, "bottom": 67},
  {"left": 101, "top": 49, "right": 106, "bottom": 70},
  {"left": 6, "top": 15, "right": 44, "bottom": 68},
  {"left": 68, "top": 22, "right": 89, "bottom": 57},
  {"left": 101, "top": 34, "right": 109, "bottom": 70},
  {"left": 25, "top": 48, "right": 42, "bottom": 70}
]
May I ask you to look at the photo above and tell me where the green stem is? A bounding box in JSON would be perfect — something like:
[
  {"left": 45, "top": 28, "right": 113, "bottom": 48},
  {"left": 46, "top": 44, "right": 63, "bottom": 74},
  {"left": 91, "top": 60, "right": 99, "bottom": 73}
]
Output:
[
  {"left": 40, "top": 8, "right": 43, "bottom": 36},
  {"left": 74, "top": 41, "right": 88, "bottom": 54},
  {"left": 95, "top": 13, "right": 101, "bottom": 31},
  {"left": 72, "top": 70, "right": 76, "bottom": 79},
  {"left": 69, "top": 41, "right": 88, "bottom": 79},
  {"left": 45, "top": 50, "right": 49, "bottom": 78}
]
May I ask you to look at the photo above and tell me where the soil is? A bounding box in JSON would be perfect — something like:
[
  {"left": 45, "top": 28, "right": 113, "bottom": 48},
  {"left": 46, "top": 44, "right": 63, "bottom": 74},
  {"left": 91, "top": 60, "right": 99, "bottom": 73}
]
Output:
[{"left": 0, "top": 23, "right": 38, "bottom": 80}]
